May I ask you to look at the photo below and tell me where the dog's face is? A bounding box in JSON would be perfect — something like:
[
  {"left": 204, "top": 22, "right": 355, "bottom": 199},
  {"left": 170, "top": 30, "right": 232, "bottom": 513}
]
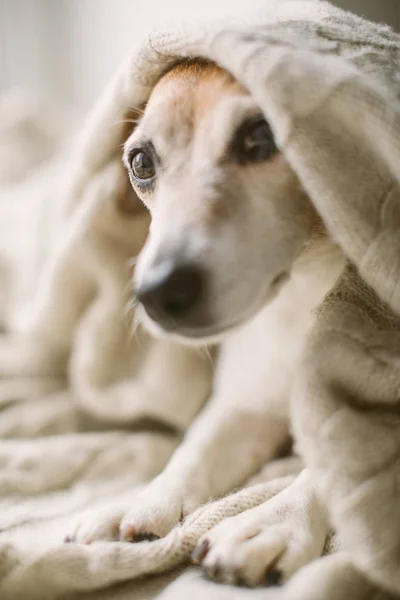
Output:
[{"left": 124, "top": 60, "right": 317, "bottom": 343}]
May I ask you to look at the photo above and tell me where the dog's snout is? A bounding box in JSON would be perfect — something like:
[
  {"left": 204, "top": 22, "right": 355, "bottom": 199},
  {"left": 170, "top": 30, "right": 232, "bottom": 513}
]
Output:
[{"left": 137, "top": 264, "right": 205, "bottom": 323}]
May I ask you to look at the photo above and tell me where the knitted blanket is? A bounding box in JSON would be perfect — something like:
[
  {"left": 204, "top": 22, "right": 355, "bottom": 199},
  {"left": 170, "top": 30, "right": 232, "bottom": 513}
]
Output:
[{"left": 1, "top": 1, "right": 400, "bottom": 598}]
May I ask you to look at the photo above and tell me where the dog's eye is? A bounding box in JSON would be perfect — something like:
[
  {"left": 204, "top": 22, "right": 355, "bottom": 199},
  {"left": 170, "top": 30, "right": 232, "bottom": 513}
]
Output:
[
  {"left": 130, "top": 150, "right": 156, "bottom": 182},
  {"left": 233, "top": 117, "right": 277, "bottom": 163}
]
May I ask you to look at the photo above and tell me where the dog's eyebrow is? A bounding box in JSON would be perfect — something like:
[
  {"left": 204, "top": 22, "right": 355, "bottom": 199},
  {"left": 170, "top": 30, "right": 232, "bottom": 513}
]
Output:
[{"left": 208, "top": 98, "right": 265, "bottom": 160}]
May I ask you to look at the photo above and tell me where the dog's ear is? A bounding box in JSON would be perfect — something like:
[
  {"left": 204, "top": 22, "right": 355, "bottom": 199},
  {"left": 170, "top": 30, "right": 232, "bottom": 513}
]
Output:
[{"left": 117, "top": 107, "right": 147, "bottom": 216}]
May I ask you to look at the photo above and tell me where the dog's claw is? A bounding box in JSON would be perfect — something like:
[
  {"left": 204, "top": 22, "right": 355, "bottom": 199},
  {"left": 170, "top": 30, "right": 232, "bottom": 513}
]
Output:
[
  {"left": 120, "top": 524, "right": 160, "bottom": 543},
  {"left": 265, "top": 568, "right": 282, "bottom": 586},
  {"left": 206, "top": 558, "right": 223, "bottom": 582},
  {"left": 120, "top": 524, "right": 136, "bottom": 542},
  {"left": 133, "top": 533, "right": 160, "bottom": 542},
  {"left": 191, "top": 538, "right": 210, "bottom": 564}
]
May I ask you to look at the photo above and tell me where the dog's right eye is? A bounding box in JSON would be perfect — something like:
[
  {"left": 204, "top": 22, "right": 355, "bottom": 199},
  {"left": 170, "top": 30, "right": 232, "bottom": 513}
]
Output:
[
  {"left": 232, "top": 116, "right": 278, "bottom": 164},
  {"left": 130, "top": 150, "right": 156, "bottom": 182}
]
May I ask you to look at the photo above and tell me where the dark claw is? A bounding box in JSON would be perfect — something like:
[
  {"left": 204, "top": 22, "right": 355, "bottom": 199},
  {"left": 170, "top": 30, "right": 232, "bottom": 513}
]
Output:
[
  {"left": 265, "top": 568, "right": 283, "bottom": 586},
  {"left": 191, "top": 538, "right": 210, "bottom": 564},
  {"left": 207, "top": 559, "right": 222, "bottom": 582},
  {"left": 120, "top": 524, "right": 135, "bottom": 542},
  {"left": 64, "top": 535, "right": 73, "bottom": 543},
  {"left": 120, "top": 523, "right": 160, "bottom": 543},
  {"left": 132, "top": 533, "right": 160, "bottom": 543},
  {"left": 234, "top": 569, "right": 248, "bottom": 587}
]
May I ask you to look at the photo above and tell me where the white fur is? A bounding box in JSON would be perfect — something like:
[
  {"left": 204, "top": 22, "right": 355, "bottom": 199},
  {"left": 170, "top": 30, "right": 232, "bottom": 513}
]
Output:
[
  {"left": 7, "top": 65, "right": 343, "bottom": 586},
  {"left": 68, "top": 236, "right": 343, "bottom": 554},
  {"left": 197, "top": 468, "right": 328, "bottom": 586}
]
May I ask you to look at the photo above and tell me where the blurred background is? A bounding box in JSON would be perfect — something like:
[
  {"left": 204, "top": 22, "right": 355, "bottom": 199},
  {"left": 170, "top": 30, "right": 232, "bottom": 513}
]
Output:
[{"left": 1, "top": 0, "right": 399, "bottom": 114}]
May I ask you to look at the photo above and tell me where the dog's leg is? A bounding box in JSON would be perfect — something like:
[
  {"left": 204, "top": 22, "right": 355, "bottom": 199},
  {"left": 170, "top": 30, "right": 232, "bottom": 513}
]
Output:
[
  {"left": 67, "top": 390, "right": 288, "bottom": 543},
  {"left": 192, "top": 468, "right": 329, "bottom": 586},
  {"left": 119, "top": 395, "right": 288, "bottom": 542},
  {"left": 117, "top": 301, "right": 294, "bottom": 542},
  {"left": 68, "top": 302, "right": 296, "bottom": 544}
]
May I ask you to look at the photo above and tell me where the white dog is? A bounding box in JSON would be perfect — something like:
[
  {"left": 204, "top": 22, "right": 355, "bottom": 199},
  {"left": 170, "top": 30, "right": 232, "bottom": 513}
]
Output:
[{"left": 66, "top": 58, "right": 346, "bottom": 587}]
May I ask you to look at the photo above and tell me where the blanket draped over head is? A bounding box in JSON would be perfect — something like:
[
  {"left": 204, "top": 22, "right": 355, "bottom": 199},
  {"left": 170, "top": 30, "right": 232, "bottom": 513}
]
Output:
[{"left": 1, "top": 1, "right": 400, "bottom": 599}]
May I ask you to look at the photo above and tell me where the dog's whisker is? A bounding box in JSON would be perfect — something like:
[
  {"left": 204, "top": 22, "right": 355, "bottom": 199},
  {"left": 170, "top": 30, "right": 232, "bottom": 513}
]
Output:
[
  {"left": 125, "top": 104, "right": 145, "bottom": 115},
  {"left": 198, "top": 345, "right": 214, "bottom": 369},
  {"left": 131, "top": 311, "right": 145, "bottom": 349},
  {"left": 124, "top": 297, "right": 136, "bottom": 320},
  {"left": 110, "top": 118, "right": 144, "bottom": 132},
  {"left": 123, "top": 285, "right": 145, "bottom": 348}
]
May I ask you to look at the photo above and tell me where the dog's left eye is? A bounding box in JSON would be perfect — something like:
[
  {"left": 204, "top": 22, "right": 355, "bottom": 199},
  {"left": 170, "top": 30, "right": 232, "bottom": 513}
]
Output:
[
  {"left": 233, "top": 117, "right": 278, "bottom": 163},
  {"left": 130, "top": 150, "right": 156, "bottom": 182}
]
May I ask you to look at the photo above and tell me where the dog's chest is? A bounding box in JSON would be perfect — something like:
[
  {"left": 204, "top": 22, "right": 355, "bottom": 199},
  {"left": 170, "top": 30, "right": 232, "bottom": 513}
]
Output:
[{"left": 213, "top": 240, "right": 345, "bottom": 412}]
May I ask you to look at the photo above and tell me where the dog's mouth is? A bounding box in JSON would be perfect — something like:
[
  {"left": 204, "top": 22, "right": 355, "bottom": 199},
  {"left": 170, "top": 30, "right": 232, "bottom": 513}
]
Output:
[
  {"left": 137, "top": 271, "right": 289, "bottom": 345},
  {"left": 140, "top": 310, "right": 251, "bottom": 344}
]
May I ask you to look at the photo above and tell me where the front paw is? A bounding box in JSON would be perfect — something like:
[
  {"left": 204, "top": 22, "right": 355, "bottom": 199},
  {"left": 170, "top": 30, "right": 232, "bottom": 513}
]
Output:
[
  {"left": 66, "top": 481, "right": 186, "bottom": 545},
  {"left": 119, "top": 483, "right": 184, "bottom": 542},
  {"left": 192, "top": 471, "right": 328, "bottom": 587},
  {"left": 66, "top": 502, "right": 126, "bottom": 545}
]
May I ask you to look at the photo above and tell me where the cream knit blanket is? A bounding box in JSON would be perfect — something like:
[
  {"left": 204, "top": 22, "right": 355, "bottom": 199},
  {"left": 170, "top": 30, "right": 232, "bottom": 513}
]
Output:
[{"left": 1, "top": 1, "right": 400, "bottom": 598}]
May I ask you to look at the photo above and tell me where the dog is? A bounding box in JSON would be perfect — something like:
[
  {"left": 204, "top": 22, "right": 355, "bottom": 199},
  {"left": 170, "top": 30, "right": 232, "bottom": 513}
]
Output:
[{"left": 66, "top": 58, "right": 346, "bottom": 587}]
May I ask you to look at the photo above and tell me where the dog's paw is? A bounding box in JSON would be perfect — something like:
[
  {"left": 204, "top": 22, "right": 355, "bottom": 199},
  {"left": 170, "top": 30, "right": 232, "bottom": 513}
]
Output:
[
  {"left": 192, "top": 470, "right": 328, "bottom": 587},
  {"left": 65, "top": 503, "right": 127, "bottom": 544},
  {"left": 66, "top": 480, "right": 186, "bottom": 544},
  {"left": 119, "top": 482, "right": 184, "bottom": 541}
]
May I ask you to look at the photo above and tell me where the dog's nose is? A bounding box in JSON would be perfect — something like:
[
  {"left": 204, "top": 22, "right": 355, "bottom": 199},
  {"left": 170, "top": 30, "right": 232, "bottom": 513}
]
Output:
[{"left": 136, "top": 264, "right": 205, "bottom": 322}]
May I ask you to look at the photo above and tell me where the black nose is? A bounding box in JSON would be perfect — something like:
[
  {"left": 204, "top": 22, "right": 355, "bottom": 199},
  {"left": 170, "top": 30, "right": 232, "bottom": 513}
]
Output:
[{"left": 136, "top": 264, "right": 205, "bottom": 323}]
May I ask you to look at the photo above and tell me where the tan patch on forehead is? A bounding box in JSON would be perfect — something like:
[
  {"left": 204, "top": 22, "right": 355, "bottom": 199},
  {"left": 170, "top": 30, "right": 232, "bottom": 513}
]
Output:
[
  {"left": 146, "top": 59, "right": 247, "bottom": 125},
  {"left": 138, "top": 59, "right": 252, "bottom": 227}
]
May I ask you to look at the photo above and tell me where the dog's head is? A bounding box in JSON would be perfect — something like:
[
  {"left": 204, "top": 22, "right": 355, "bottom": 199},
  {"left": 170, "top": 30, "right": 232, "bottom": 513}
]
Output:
[{"left": 124, "top": 59, "right": 320, "bottom": 343}]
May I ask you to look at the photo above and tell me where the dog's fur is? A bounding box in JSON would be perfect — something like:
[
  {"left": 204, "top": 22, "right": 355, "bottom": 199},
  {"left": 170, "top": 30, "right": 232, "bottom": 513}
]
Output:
[{"left": 65, "top": 60, "right": 347, "bottom": 586}]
